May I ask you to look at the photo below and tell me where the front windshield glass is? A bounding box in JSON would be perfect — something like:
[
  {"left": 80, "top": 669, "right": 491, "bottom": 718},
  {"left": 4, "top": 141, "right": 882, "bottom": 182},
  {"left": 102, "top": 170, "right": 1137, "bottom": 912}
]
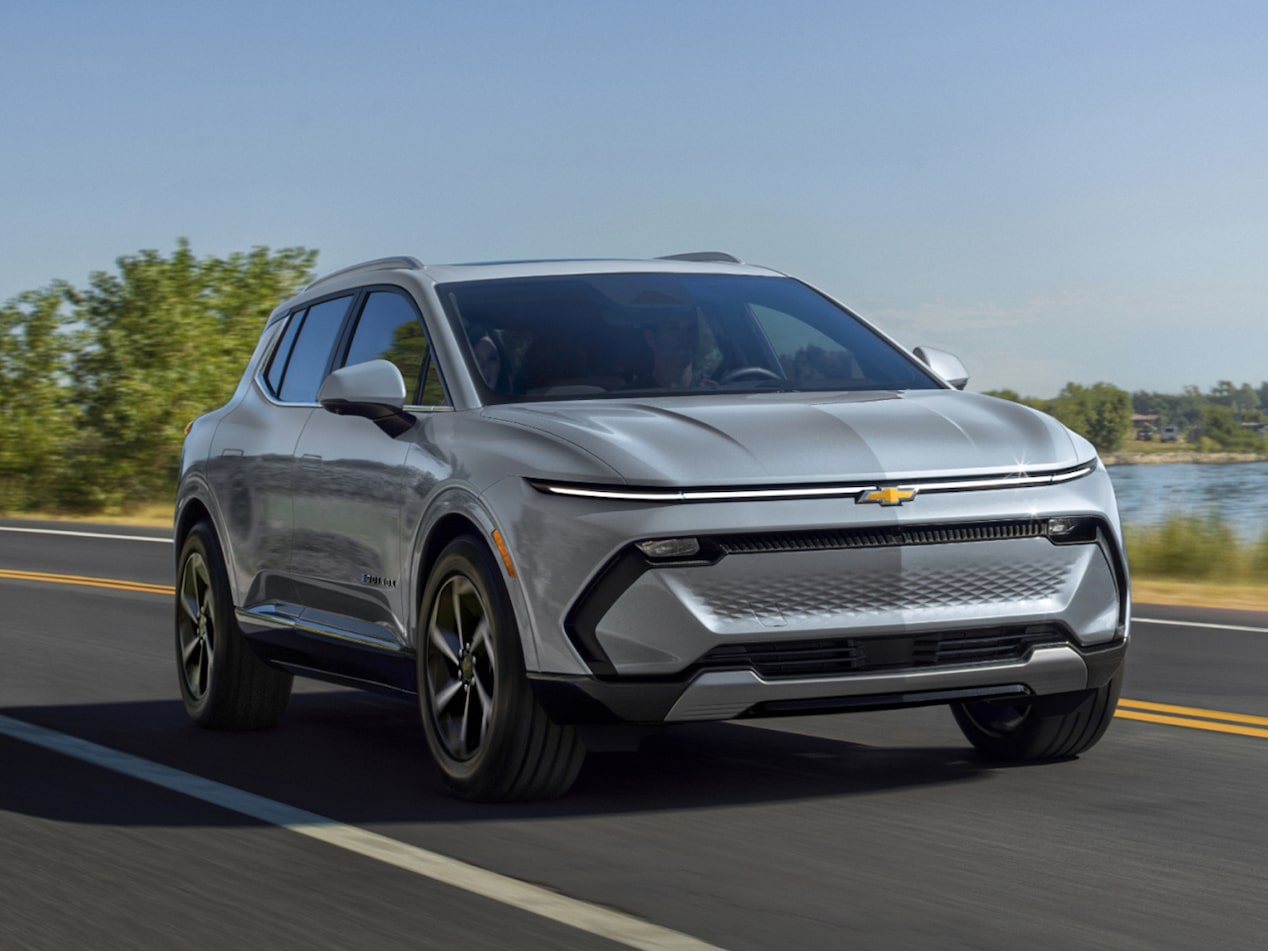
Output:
[{"left": 438, "top": 272, "right": 940, "bottom": 400}]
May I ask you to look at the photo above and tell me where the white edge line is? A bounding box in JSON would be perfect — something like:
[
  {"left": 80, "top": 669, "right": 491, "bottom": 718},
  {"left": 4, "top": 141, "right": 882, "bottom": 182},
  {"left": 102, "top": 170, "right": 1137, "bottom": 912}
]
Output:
[
  {"left": 0, "top": 714, "right": 724, "bottom": 951},
  {"left": 1133, "top": 617, "right": 1268, "bottom": 634},
  {"left": 0, "top": 526, "right": 172, "bottom": 544}
]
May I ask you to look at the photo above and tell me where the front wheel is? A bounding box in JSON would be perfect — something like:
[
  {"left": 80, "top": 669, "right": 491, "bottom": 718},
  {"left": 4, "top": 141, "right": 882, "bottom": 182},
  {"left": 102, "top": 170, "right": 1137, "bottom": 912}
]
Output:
[
  {"left": 951, "top": 667, "right": 1123, "bottom": 760},
  {"left": 419, "top": 536, "right": 584, "bottom": 801},
  {"left": 175, "top": 521, "right": 292, "bottom": 729}
]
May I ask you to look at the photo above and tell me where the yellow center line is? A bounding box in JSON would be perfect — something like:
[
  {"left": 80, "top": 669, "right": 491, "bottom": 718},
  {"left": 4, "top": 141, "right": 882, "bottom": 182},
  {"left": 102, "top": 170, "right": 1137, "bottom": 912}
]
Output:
[
  {"left": 1115, "top": 697, "right": 1268, "bottom": 739},
  {"left": 1115, "top": 709, "right": 1268, "bottom": 740},
  {"left": 0, "top": 569, "right": 173, "bottom": 596},
  {"left": 1117, "top": 698, "right": 1268, "bottom": 729}
]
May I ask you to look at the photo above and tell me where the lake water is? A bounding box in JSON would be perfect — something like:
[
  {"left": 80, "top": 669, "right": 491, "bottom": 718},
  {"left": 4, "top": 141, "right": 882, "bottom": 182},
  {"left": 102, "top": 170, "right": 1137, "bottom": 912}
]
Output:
[{"left": 1106, "top": 460, "right": 1268, "bottom": 541}]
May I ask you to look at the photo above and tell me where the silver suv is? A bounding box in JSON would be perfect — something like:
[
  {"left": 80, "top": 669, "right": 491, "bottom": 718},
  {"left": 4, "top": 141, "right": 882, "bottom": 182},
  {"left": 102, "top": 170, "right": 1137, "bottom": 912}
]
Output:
[{"left": 175, "top": 253, "right": 1129, "bottom": 800}]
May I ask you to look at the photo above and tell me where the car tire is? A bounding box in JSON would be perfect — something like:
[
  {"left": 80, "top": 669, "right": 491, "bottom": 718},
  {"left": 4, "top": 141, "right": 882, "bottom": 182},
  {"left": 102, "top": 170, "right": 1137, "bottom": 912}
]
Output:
[
  {"left": 419, "top": 535, "right": 584, "bottom": 801},
  {"left": 175, "top": 521, "right": 293, "bottom": 729},
  {"left": 951, "top": 666, "right": 1123, "bottom": 760}
]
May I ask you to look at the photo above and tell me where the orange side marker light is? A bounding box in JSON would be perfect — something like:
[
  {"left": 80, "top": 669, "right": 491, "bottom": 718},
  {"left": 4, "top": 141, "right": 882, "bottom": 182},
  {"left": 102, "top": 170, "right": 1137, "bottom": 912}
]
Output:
[{"left": 492, "top": 529, "right": 517, "bottom": 578}]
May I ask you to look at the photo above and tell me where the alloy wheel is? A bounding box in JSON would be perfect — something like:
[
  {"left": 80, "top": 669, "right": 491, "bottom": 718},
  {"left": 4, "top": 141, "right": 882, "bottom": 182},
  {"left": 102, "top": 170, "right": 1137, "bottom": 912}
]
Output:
[
  {"left": 425, "top": 575, "right": 497, "bottom": 760},
  {"left": 177, "top": 551, "right": 215, "bottom": 700}
]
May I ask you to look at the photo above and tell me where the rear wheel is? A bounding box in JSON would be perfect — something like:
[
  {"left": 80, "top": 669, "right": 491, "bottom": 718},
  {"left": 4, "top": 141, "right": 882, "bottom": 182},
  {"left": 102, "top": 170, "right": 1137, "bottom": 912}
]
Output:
[
  {"left": 951, "top": 667, "right": 1123, "bottom": 760},
  {"left": 175, "top": 521, "right": 292, "bottom": 729},
  {"left": 419, "top": 536, "right": 584, "bottom": 801}
]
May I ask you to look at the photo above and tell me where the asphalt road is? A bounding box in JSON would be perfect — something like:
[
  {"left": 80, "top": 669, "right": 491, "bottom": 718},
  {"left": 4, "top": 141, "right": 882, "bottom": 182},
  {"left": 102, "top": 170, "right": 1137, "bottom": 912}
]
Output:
[{"left": 2, "top": 519, "right": 1267, "bottom": 950}]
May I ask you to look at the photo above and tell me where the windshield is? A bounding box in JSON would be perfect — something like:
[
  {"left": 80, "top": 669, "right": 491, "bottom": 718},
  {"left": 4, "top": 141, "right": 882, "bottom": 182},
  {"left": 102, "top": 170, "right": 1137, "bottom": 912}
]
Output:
[{"left": 438, "top": 272, "right": 941, "bottom": 400}]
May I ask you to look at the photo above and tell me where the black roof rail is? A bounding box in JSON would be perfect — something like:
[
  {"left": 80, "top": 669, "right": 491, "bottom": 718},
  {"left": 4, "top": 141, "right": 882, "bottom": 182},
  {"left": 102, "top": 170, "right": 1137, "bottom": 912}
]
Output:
[
  {"left": 656, "top": 251, "right": 743, "bottom": 264},
  {"left": 303, "top": 256, "right": 424, "bottom": 292}
]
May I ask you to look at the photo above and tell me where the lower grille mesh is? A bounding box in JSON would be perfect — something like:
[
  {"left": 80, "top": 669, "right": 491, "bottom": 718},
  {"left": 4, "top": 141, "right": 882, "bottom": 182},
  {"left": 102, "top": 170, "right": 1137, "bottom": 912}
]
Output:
[{"left": 695, "top": 626, "right": 1067, "bottom": 679}]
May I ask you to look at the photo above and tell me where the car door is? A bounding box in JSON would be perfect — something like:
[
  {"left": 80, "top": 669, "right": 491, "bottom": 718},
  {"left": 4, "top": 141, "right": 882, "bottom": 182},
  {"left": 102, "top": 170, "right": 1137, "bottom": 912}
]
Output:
[
  {"left": 210, "top": 294, "right": 353, "bottom": 614},
  {"left": 289, "top": 286, "right": 446, "bottom": 647}
]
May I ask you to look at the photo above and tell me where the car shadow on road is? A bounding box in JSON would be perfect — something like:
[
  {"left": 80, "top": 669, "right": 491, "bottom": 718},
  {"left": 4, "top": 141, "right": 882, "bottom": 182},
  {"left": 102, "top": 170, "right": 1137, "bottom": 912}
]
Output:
[{"left": 3, "top": 689, "right": 1005, "bottom": 826}]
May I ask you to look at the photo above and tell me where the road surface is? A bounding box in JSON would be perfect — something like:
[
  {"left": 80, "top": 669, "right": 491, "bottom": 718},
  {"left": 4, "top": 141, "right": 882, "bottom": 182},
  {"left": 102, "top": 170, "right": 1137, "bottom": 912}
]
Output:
[{"left": 2, "top": 519, "right": 1266, "bottom": 950}]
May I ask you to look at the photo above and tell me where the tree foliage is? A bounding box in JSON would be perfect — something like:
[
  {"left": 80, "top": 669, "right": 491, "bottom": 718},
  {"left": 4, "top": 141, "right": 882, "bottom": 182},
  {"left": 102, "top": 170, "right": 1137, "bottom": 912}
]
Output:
[
  {"left": 1049, "top": 382, "right": 1134, "bottom": 453},
  {"left": 1196, "top": 404, "right": 1263, "bottom": 453},
  {"left": 2, "top": 241, "right": 316, "bottom": 511},
  {"left": 988, "top": 382, "right": 1134, "bottom": 453},
  {"left": 1131, "top": 380, "right": 1268, "bottom": 451},
  {"left": 998, "top": 378, "right": 1268, "bottom": 455},
  {"left": 0, "top": 283, "right": 76, "bottom": 510}
]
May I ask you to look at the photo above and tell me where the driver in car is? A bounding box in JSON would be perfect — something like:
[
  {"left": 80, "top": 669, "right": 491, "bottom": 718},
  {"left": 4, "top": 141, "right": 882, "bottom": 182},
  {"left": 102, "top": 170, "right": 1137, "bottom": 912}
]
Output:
[{"left": 640, "top": 310, "right": 717, "bottom": 389}]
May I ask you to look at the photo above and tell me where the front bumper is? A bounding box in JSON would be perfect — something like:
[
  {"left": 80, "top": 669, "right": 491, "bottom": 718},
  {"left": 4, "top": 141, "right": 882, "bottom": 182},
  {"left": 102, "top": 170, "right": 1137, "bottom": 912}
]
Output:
[{"left": 530, "top": 637, "right": 1127, "bottom": 725}]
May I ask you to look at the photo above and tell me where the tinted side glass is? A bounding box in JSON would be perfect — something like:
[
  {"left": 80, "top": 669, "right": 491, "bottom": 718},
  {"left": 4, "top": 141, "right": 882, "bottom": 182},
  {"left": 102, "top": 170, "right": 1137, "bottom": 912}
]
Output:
[
  {"left": 264, "top": 310, "right": 304, "bottom": 396},
  {"left": 418, "top": 361, "right": 446, "bottom": 406},
  {"left": 277, "top": 296, "right": 353, "bottom": 403},
  {"left": 342, "top": 290, "right": 433, "bottom": 403}
]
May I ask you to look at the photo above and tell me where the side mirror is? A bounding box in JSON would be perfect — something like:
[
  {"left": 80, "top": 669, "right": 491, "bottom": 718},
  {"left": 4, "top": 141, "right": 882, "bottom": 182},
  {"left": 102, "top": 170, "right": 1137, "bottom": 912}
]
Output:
[
  {"left": 913, "top": 346, "right": 969, "bottom": 390},
  {"left": 317, "top": 360, "right": 415, "bottom": 436}
]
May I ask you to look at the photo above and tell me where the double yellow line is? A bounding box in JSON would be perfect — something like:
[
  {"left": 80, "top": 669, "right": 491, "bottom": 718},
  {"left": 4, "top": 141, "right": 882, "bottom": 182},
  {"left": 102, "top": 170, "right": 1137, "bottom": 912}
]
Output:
[
  {"left": 0, "top": 569, "right": 174, "bottom": 597},
  {"left": 1115, "top": 699, "right": 1268, "bottom": 739}
]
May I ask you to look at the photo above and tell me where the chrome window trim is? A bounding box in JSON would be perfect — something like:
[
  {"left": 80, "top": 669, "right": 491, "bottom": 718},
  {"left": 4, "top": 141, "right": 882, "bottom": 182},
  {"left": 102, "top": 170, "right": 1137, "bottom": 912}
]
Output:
[{"left": 527, "top": 461, "right": 1098, "bottom": 503}]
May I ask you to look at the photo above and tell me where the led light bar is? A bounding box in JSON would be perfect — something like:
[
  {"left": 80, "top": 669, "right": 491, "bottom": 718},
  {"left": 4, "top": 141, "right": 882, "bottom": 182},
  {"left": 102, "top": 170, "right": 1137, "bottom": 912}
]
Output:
[{"left": 527, "top": 461, "right": 1097, "bottom": 504}]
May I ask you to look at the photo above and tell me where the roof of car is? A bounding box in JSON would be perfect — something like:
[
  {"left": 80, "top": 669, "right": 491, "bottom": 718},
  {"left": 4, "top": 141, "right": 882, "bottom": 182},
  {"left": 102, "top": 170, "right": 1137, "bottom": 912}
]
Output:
[{"left": 299, "top": 253, "right": 784, "bottom": 295}]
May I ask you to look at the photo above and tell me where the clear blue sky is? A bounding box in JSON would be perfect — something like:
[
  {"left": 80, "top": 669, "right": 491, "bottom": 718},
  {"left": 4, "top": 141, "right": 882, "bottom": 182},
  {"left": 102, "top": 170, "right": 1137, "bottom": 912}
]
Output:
[{"left": 4, "top": 0, "right": 1266, "bottom": 397}]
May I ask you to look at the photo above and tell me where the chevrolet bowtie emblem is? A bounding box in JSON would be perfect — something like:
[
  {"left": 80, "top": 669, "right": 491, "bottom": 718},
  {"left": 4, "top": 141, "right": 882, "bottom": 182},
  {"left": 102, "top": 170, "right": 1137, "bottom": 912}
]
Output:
[{"left": 857, "top": 486, "right": 918, "bottom": 506}]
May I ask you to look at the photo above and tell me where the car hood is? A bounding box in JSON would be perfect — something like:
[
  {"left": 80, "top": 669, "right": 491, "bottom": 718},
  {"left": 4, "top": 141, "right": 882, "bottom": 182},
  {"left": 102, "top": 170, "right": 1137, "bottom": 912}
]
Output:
[{"left": 481, "top": 390, "right": 1086, "bottom": 485}]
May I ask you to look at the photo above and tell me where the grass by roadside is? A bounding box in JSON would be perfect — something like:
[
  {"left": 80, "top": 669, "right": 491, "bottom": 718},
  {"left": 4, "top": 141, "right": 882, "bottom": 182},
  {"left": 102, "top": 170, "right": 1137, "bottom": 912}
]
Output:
[
  {"left": 1124, "top": 513, "right": 1266, "bottom": 582},
  {"left": 1130, "top": 579, "right": 1268, "bottom": 613},
  {"left": 1128, "top": 516, "right": 1268, "bottom": 611},
  {"left": 2, "top": 502, "right": 174, "bottom": 529}
]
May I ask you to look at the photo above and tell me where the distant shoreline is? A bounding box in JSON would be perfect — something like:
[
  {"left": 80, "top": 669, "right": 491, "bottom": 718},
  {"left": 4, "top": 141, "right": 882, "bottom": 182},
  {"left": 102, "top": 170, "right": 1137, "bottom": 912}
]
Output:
[{"left": 1102, "top": 451, "right": 1268, "bottom": 466}]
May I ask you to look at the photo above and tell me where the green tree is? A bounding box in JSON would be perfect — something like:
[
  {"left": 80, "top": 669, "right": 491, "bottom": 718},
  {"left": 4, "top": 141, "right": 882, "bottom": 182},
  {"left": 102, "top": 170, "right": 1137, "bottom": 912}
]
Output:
[
  {"left": 1209, "top": 380, "right": 1237, "bottom": 407},
  {"left": 1132, "top": 390, "right": 1187, "bottom": 430},
  {"left": 1177, "top": 386, "right": 1205, "bottom": 430},
  {"left": 0, "top": 283, "right": 76, "bottom": 509},
  {"left": 66, "top": 240, "right": 317, "bottom": 508},
  {"left": 1050, "top": 382, "right": 1133, "bottom": 453},
  {"left": 1235, "top": 383, "right": 1260, "bottom": 418},
  {"left": 1197, "top": 404, "right": 1262, "bottom": 452}
]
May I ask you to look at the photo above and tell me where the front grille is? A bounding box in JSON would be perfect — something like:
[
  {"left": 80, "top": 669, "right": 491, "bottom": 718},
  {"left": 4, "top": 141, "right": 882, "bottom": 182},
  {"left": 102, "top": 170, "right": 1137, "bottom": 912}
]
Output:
[
  {"left": 697, "top": 561, "right": 1071, "bottom": 621},
  {"left": 715, "top": 519, "right": 1046, "bottom": 555},
  {"left": 695, "top": 626, "right": 1068, "bottom": 679}
]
